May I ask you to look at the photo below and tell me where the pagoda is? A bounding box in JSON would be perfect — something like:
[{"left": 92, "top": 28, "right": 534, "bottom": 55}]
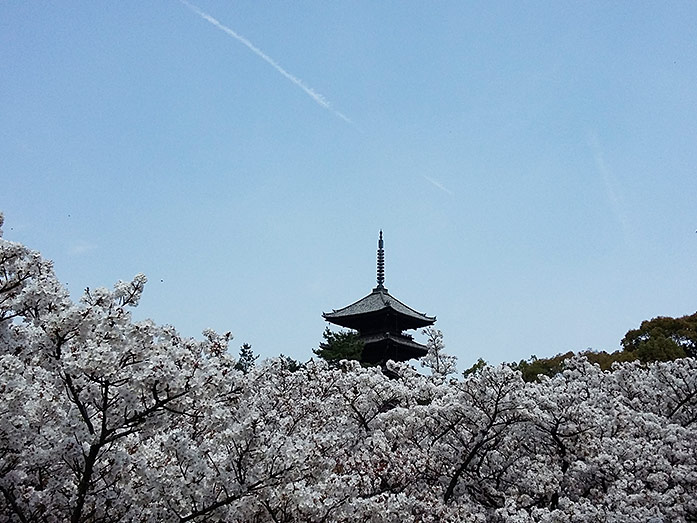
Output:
[{"left": 323, "top": 231, "right": 436, "bottom": 364}]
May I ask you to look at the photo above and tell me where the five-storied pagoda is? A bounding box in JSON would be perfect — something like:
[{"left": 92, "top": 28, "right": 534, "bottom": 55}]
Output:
[{"left": 323, "top": 232, "right": 436, "bottom": 364}]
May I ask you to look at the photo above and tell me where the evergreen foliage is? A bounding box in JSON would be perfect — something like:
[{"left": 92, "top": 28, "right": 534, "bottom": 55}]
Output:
[
  {"left": 278, "top": 353, "right": 302, "bottom": 372},
  {"left": 621, "top": 311, "right": 697, "bottom": 358},
  {"left": 313, "top": 327, "right": 364, "bottom": 365},
  {"left": 463, "top": 357, "right": 487, "bottom": 377},
  {"left": 510, "top": 312, "right": 697, "bottom": 381},
  {"left": 234, "top": 342, "right": 258, "bottom": 373}
]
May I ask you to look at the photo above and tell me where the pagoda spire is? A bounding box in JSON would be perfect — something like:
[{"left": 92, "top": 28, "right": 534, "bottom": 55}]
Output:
[
  {"left": 323, "top": 228, "right": 436, "bottom": 365},
  {"left": 376, "top": 230, "right": 385, "bottom": 289}
]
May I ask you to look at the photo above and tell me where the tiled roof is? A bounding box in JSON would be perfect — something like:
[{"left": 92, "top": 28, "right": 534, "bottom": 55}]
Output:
[
  {"left": 361, "top": 332, "right": 429, "bottom": 352},
  {"left": 323, "top": 287, "right": 436, "bottom": 324}
]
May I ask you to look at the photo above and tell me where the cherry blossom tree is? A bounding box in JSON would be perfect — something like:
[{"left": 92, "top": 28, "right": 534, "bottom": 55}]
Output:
[
  {"left": 420, "top": 327, "right": 457, "bottom": 378},
  {"left": 1, "top": 212, "right": 696, "bottom": 522},
  {"left": 0, "top": 214, "right": 237, "bottom": 521}
]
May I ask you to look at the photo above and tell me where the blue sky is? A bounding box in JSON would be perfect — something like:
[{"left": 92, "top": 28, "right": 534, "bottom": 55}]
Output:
[{"left": 2, "top": 1, "right": 696, "bottom": 368}]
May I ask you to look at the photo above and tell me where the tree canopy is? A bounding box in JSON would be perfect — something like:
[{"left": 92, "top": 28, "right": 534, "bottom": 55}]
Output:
[
  {"left": 234, "top": 342, "right": 258, "bottom": 373},
  {"left": 621, "top": 311, "right": 697, "bottom": 359},
  {"left": 313, "top": 326, "right": 364, "bottom": 364},
  {"left": 509, "top": 312, "right": 697, "bottom": 382},
  {"left": 420, "top": 326, "right": 457, "bottom": 378}
]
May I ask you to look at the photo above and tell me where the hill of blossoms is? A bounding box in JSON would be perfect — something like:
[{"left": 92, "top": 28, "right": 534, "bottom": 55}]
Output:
[{"left": 1, "top": 213, "right": 696, "bottom": 522}]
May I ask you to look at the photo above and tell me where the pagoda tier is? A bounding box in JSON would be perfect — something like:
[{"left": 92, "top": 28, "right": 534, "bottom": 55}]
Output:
[
  {"left": 322, "top": 287, "right": 435, "bottom": 333},
  {"left": 323, "top": 231, "right": 436, "bottom": 364},
  {"left": 360, "top": 332, "right": 432, "bottom": 364}
]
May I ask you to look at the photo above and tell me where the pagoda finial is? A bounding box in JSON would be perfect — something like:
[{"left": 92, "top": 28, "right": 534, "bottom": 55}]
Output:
[{"left": 376, "top": 230, "right": 385, "bottom": 289}]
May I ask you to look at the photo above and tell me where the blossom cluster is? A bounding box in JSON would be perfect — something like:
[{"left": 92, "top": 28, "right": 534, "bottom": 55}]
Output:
[{"left": 1, "top": 216, "right": 695, "bottom": 522}]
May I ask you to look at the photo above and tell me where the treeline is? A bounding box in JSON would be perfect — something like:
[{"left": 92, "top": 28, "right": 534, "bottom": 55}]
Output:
[{"left": 508, "top": 312, "right": 697, "bottom": 381}]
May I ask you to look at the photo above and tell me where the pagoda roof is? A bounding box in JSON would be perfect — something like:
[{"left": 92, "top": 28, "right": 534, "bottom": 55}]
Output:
[
  {"left": 361, "top": 332, "right": 429, "bottom": 353},
  {"left": 323, "top": 286, "right": 436, "bottom": 328},
  {"left": 360, "top": 332, "right": 429, "bottom": 363}
]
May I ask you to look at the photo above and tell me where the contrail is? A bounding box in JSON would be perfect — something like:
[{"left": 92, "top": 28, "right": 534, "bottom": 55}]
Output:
[
  {"left": 423, "top": 175, "right": 453, "bottom": 195},
  {"left": 588, "top": 132, "right": 630, "bottom": 238},
  {"left": 179, "top": 0, "right": 352, "bottom": 125}
]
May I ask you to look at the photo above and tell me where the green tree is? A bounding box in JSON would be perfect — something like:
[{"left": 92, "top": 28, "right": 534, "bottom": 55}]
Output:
[
  {"left": 510, "top": 348, "right": 653, "bottom": 382},
  {"left": 622, "top": 312, "right": 697, "bottom": 359},
  {"left": 511, "top": 352, "right": 575, "bottom": 382},
  {"left": 508, "top": 312, "right": 697, "bottom": 382},
  {"left": 234, "top": 342, "right": 258, "bottom": 373},
  {"left": 463, "top": 358, "right": 487, "bottom": 377},
  {"left": 278, "top": 354, "right": 302, "bottom": 372},
  {"left": 313, "top": 327, "right": 364, "bottom": 365},
  {"left": 581, "top": 349, "right": 636, "bottom": 370}
]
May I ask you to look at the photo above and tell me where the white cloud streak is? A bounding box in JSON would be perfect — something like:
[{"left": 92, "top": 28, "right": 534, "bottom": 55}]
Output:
[
  {"left": 68, "top": 241, "right": 98, "bottom": 256},
  {"left": 179, "top": 0, "right": 352, "bottom": 125},
  {"left": 588, "top": 133, "right": 630, "bottom": 237},
  {"left": 423, "top": 175, "right": 453, "bottom": 195}
]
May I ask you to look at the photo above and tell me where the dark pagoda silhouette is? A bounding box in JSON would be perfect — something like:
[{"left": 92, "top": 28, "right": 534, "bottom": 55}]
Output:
[{"left": 323, "top": 231, "right": 436, "bottom": 364}]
